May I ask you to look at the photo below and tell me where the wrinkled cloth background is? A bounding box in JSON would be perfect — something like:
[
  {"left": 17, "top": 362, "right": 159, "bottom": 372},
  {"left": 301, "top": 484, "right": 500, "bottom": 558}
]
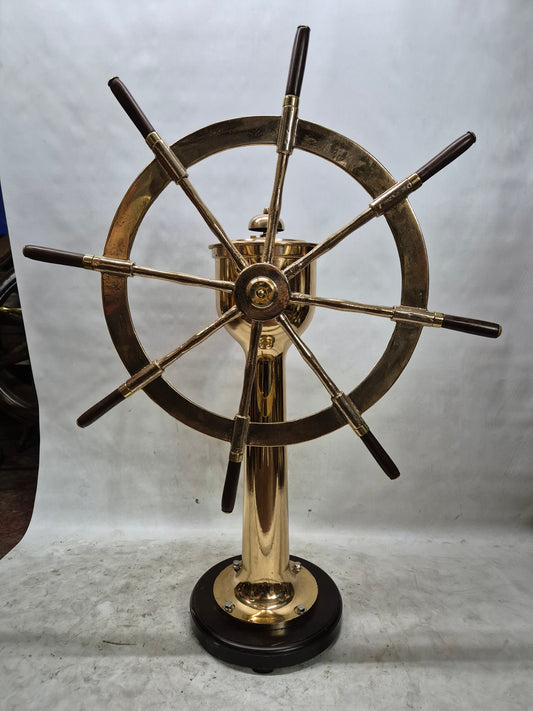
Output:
[{"left": 1, "top": 2, "right": 532, "bottom": 709}]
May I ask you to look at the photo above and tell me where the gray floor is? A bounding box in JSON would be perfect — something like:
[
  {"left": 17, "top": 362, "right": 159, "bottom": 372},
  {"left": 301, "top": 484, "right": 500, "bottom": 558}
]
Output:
[{"left": 1, "top": 530, "right": 532, "bottom": 710}]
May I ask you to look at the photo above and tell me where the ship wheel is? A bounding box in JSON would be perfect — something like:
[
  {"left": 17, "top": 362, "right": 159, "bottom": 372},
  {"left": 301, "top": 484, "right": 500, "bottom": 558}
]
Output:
[{"left": 23, "top": 27, "right": 501, "bottom": 671}]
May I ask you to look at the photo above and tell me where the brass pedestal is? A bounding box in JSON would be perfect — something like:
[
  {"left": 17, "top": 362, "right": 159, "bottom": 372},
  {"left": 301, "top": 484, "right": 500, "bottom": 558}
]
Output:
[{"left": 189, "top": 237, "right": 342, "bottom": 670}]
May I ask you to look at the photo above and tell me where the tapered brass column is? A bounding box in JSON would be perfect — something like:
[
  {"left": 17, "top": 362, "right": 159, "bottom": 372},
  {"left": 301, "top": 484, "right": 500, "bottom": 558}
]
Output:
[{"left": 211, "top": 235, "right": 317, "bottom": 624}]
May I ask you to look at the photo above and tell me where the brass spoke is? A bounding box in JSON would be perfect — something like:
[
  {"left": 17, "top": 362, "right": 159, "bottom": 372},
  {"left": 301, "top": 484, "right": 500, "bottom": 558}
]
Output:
[
  {"left": 261, "top": 26, "right": 310, "bottom": 263},
  {"left": 290, "top": 293, "right": 501, "bottom": 337},
  {"left": 23, "top": 245, "right": 234, "bottom": 293},
  {"left": 77, "top": 306, "right": 241, "bottom": 427},
  {"left": 284, "top": 132, "right": 477, "bottom": 281},
  {"left": 108, "top": 77, "right": 247, "bottom": 271},
  {"left": 277, "top": 313, "right": 400, "bottom": 480}
]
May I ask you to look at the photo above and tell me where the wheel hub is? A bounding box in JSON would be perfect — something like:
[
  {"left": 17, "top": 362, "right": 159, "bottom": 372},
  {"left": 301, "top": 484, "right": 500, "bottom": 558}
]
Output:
[{"left": 234, "top": 262, "right": 291, "bottom": 321}]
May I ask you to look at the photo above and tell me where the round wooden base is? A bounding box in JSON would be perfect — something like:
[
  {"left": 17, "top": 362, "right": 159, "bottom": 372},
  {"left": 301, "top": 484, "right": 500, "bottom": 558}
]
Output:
[{"left": 190, "top": 556, "right": 342, "bottom": 673}]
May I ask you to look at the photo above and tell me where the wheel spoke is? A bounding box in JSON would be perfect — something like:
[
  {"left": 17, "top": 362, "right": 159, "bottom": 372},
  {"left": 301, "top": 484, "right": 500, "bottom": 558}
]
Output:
[
  {"left": 108, "top": 77, "right": 247, "bottom": 271},
  {"left": 77, "top": 306, "right": 241, "bottom": 427},
  {"left": 284, "top": 132, "right": 477, "bottom": 281},
  {"left": 277, "top": 313, "right": 400, "bottom": 480},
  {"left": 23, "top": 245, "right": 234, "bottom": 293},
  {"left": 262, "top": 26, "right": 310, "bottom": 263},
  {"left": 290, "top": 293, "right": 501, "bottom": 337},
  {"left": 221, "top": 320, "right": 263, "bottom": 513}
]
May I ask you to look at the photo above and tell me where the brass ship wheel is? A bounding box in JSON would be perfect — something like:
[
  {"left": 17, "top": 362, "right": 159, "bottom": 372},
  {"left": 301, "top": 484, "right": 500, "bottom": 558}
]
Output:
[{"left": 23, "top": 26, "right": 501, "bottom": 671}]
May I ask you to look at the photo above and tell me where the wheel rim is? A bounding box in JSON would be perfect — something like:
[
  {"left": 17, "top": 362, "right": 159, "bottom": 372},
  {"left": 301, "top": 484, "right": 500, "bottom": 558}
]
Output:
[{"left": 102, "top": 116, "right": 429, "bottom": 446}]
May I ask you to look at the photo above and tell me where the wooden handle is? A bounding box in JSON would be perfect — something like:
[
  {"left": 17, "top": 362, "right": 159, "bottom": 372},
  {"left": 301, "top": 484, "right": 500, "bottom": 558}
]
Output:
[
  {"left": 361, "top": 430, "right": 400, "bottom": 480},
  {"left": 285, "top": 25, "right": 310, "bottom": 96},
  {"left": 77, "top": 388, "right": 126, "bottom": 428},
  {"left": 108, "top": 77, "right": 155, "bottom": 138},
  {"left": 442, "top": 314, "right": 502, "bottom": 338},
  {"left": 417, "top": 132, "right": 476, "bottom": 182},
  {"left": 23, "top": 245, "right": 86, "bottom": 268},
  {"left": 221, "top": 460, "right": 242, "bottom": 514}
]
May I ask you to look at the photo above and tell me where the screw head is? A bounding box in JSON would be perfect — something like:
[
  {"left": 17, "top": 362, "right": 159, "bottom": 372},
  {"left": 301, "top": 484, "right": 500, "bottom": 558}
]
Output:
[
  {"left": 292, "top": 560, "right": 302, "bottom": 573},
  {"left": 232, "top": 559, "right": 242, "bottom": 572},
  {"left": 224, "top": 601, "right": 235, "bottom": 613},
  {"left": 294, "top": 604, "right": 306, "bottom": 615}
]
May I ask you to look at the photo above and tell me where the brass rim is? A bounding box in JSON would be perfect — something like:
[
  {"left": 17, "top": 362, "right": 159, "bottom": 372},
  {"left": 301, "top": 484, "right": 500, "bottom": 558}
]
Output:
[{"left": 102, "top": 116, "right": 429, "bottom": 446}]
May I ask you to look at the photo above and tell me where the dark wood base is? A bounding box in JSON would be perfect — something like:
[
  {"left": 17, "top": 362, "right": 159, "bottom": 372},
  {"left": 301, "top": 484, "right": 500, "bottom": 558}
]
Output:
[{"left": 190, "top": 556, "right": 342, "bottom": 673}]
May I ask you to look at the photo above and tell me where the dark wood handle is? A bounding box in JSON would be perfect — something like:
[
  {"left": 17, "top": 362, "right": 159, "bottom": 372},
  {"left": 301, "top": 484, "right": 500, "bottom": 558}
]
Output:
[
  {"left": 221, "top": 460, "right": 242, "bottom": 513},
  {"left": 108, "top": 77, "right": 155, "bottom": 138},
  {"left": 23, "top": 245, "right": 86, "bottom": 268},
  {"left": 442, "top": 314, "right": 502, "bottom": 338},
  {"left": 77, "top": 388, "right": 126, "bottom": 428},
  {"left": 361, "top": 430, "right": 400, "bottom": 480},
  {"left": 417, "top": 132, "right": 476, "bottom": 182},
  {"left": 285, "top": 25, "right": 310, "bottom": 96}
]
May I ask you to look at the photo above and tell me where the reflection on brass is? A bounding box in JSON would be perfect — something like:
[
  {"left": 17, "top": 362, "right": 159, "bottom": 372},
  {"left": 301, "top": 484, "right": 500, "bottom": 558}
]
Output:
[
  {"left": 248, "top": 208, "right": 284, "bottom": 234},
  {"left": 277, "top": 95, "right": 299, "bottom": 155},
  {"left": 392, "top": 305, "right": 444, "bottom": 327},
  {"left": 146, "top": 131, "right": 189, "bottom": 183},
  {"left": 259, "top": 335, "right": 275, "bottom": 350},
  {"left": 235, "top": 580, "right": 294, "bottom": 610},
  {"left": 247, "top": 277, "right": 277, "bottom": 307},
  {"left": 213, "top": 561, "right": 318, "bottom": 624},
  {"left": 212, "top": 238, "right": 315, "bottom": 353}
]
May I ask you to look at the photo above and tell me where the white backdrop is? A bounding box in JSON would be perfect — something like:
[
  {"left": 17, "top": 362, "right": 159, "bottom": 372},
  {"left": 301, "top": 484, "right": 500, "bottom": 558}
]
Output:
[
  {"left": 2, "top": 0, "right": 531, "bottom": 539},
  {"left": 1, "top": 2, "right": 533, "bottom": 707}
]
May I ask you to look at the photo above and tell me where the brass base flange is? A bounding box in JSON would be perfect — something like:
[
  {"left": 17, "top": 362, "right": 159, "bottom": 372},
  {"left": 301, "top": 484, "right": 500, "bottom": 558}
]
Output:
[
  {"left": 190, "top": 556, "right": 342, "bottom": 673},
  {"left": 213, "top": 559, "right": 318, "bottom": 624}
]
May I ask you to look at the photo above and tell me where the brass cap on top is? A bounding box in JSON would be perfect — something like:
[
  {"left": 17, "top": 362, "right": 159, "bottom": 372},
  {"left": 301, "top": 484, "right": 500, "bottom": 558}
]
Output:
[{"left": 248, "top": 208, "right": 285, "bottom": 233}]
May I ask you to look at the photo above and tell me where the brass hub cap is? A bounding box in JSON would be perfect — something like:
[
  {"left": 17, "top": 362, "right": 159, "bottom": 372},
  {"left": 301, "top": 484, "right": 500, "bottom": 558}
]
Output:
[
  {"left": 246, "top": 277, "right": 278, "bottom": 307},
  {"left": 234, "top": 263, "right": 290, "bottom": 321}
]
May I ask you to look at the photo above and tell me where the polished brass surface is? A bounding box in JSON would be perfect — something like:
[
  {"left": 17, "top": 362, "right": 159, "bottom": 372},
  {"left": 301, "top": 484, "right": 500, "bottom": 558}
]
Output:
[
  {"left": 263, "top": 94, "right": 299, "bottom": 263},
  {"left": 248, "top": 208, "right": 284, "bottom": 234},
  {"left": 290, "top": 293, "right": 447, "bottom": 328},
  {"left": 212, "top": 237, "right": 318, "bottom": 623},
  {"left": 277, "top": 95, "right": 299, "bottom": 155},
  {"left": 247, "top": 277, "right": 277, "bottom": 307},
  {"left": 82, "top": 252, "right": 234, "bottom": 291},
  {"left": 101, "top": 115, "right": 429, "bottom": 446},
  {"left": 213, "top": 561, "right": 318, "bottom": 624},
  {"left": 369, "top": 173, "right": 422, "bottom": 215},
  {"left": 391, "top": 305, "right": 443, "bottom": 327},
  {"left": 145, "top": 131, "right": 189, "bottom": 183},
  {"left": 233, "top": 262, "right": 291, "bottom": 321}
]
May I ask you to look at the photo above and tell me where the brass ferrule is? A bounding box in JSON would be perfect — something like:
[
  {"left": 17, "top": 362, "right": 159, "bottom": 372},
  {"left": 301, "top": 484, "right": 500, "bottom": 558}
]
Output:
[
  {"left": 369, "top": 173, "right": 422, "bottom": 215},
  {"left": 85, "top": 255, "right": 135, "bottom": 276},
  {"left": 229, "top": 414, "right": 250, "bottom": 462},
  {"left": 277, "top": 95, "right": 299, "bottom": 155},
  {"left": 146, "top": 131, "right": 189, "bottom": 183},
  {"left": 392, "top": 305, "right": 444, "bottom": 327},
  {"left": 120, "top": 361, "right": 164, "bottom": 397},
  {"left": 331, "top": 392, "right": 369, "bottom": 437}
]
